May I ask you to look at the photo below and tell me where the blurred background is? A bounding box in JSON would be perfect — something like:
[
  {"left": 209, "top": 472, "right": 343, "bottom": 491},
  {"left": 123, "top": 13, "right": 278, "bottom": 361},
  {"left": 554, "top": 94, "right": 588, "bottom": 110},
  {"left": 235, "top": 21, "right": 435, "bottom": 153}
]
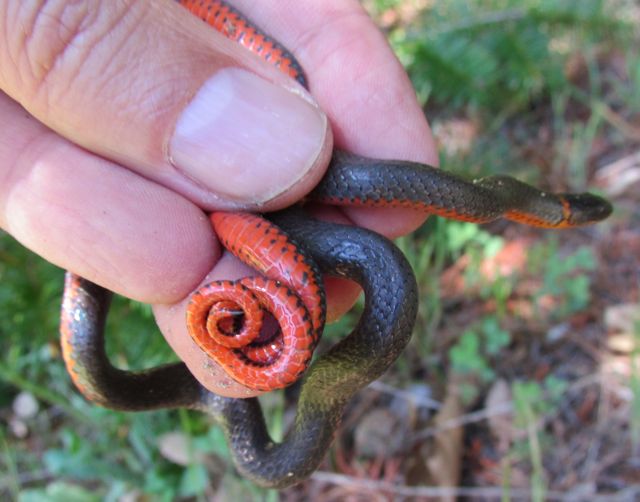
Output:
[{"left": 1, "top": 0, "right": 639, "bottom": 500}]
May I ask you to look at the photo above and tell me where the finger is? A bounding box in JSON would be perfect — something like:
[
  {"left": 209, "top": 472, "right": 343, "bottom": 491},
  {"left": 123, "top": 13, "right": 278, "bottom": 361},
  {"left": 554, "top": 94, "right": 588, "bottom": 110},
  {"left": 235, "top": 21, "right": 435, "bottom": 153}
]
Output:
[
  {"left": 0, "top": 92, "right": 217, "bottom": 303},
  {"left": 0, "top": 0, "right": 332, "bottom": 211},
  {"left": 228, "top": 0, "right": 438, "bottom": 237}
]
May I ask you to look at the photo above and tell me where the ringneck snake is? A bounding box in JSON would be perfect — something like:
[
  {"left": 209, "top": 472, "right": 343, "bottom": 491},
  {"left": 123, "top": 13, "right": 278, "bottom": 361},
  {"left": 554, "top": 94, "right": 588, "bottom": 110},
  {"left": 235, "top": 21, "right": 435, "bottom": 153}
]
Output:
[{"left": 59, "top": 0, "right": 613, "bottom": 488}]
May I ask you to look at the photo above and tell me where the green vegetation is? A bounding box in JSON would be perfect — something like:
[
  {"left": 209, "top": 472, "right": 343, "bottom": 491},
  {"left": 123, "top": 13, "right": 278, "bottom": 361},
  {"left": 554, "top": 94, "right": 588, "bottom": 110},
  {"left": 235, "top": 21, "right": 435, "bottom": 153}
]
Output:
[
  {"left": 2, "top": 0, "right": 636, "bottom": 499},
  {"left": 632, "top": 319, "right": 640, "bottom": 451}
]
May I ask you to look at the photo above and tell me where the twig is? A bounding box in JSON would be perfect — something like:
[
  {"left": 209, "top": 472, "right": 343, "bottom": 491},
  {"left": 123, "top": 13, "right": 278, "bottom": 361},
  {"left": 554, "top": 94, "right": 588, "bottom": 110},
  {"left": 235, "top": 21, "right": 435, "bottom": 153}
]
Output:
[
  {"left": 0, "top": 471, "right": 53, "bottom": 490},
  {"left": 597, "top": 104, "right": 640, "bottom": 142},
  {"left": 410, "top": 402, "right": 513, "bottom": 444},
  {"left": 594, "top": 150, "right": 640, "bottom": 197},
  {"left": 367, "top": 381, "right": 442, "bottom": 410},
  {"left": 310, "top": 472, "right": 640, "bottom": 501},
  {"left": 427, "top": 8, "right": 527, "bottom": 36},
  {"left": 409, "top": 373, "right": 610, "bottom": 445}
]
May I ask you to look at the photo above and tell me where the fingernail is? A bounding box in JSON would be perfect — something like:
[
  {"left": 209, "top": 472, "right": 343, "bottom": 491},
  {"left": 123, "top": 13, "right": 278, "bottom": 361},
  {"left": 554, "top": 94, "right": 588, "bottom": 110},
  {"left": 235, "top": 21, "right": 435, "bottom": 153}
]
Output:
[{"left": 170, "top": 68, "right": 327, "bottom": 203}]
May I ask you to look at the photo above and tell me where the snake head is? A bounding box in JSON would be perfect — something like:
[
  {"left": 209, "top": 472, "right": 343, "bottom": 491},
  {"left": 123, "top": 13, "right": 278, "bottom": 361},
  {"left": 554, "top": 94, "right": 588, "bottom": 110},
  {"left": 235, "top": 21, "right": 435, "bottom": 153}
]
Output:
[{"left": 562, "top": 192, "right": 613, "bottom": 226}]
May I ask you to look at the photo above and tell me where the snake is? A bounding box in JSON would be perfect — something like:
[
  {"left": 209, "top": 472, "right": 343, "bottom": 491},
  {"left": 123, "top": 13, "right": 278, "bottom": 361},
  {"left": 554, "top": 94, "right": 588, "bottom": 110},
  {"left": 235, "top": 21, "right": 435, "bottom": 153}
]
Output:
[{"left": 57, "top": 0, "right": 613, "bottom": 489}]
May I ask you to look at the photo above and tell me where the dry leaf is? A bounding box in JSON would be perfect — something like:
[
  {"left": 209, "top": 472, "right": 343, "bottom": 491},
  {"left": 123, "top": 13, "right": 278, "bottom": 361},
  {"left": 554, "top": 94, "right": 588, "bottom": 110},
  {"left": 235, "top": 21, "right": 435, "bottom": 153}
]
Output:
[
  {"left": 604, "top": 303, "right": 640, "bottom": 334},
  {"left": 422, "top": 374, "right": 466, "bottom": 501},
  {"left": 354, "top": 408, "right": 407, "bottom": 458},
  {"left": 607, "top": 333, "right": 636, "bottom": 354},
  {"left": 13, "top": 391, "right": 39, "bottom": 419},
  {"left": 485, "top": 379, "right": 514, "bottom": 452},
  {"left": 158, "top": 431, "right": 198, "bottom": 466}
]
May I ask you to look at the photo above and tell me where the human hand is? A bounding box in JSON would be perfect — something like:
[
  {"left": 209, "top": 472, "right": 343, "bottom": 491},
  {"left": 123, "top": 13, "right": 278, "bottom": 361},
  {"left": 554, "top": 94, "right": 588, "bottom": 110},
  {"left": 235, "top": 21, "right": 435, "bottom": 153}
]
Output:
[{"left": 0, "top": 1, "right": 437, "bottom": 397}]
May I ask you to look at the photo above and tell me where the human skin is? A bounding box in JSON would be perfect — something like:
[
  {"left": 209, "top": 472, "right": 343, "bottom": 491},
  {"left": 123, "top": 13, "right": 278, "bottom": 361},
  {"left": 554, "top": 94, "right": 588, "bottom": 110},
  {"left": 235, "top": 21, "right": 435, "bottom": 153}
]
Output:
[{"left": 0, "top": 0, "right": 437, "bottom": 397}]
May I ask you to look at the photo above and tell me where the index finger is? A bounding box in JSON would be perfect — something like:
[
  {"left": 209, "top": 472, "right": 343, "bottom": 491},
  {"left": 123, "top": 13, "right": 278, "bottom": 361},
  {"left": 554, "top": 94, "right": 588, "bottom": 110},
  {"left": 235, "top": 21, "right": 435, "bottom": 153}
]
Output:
[{"left": 228, "top": 0, "right": 438, "bottom": 237}]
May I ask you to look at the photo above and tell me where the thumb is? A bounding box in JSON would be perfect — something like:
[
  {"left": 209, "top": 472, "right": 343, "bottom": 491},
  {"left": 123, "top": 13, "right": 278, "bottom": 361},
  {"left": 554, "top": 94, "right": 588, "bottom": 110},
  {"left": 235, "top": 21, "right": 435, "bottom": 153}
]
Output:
[{"left": 0, "top": 0, "right": 331, "bottom": 209}]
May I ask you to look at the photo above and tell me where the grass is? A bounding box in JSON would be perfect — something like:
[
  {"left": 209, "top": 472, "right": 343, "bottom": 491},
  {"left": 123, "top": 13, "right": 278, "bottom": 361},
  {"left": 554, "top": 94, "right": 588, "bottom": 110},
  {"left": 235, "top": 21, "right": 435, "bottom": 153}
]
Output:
[{"left": 2, "top": 0, "right": 638, "bottom": 499}]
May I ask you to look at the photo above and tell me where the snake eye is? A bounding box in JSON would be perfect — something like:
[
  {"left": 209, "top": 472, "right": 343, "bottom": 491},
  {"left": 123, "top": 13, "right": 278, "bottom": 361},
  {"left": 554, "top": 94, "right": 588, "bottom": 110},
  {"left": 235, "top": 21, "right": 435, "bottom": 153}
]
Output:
[{"left": 564, "top": 193, "right": 613, "bottom": 225}]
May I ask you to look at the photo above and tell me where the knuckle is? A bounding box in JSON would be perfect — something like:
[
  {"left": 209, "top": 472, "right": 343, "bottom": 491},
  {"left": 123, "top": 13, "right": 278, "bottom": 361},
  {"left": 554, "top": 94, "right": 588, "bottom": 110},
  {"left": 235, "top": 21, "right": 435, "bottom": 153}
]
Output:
[
  {"left": 1, "top": 0, "right": 133, "bottom": 109},
  {"left": 297, "top": 7, "right": 396, "bottom": 91},
  {"left": 302, "top": 8, "right": 406, "bottom": 108}
]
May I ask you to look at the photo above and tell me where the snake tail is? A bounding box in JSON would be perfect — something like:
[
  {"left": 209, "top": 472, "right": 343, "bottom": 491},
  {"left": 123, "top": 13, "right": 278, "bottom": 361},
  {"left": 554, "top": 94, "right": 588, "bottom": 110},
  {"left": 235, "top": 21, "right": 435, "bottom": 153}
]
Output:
[{"left": 185, "top": 212, "right": 326, "bottom": 391}]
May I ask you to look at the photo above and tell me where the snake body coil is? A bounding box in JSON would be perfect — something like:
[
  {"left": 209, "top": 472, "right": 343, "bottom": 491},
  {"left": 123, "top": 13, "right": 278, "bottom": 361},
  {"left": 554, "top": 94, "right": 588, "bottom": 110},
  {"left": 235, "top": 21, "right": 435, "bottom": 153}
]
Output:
[{"left": 61, "top": 211, "right": 417, "bottom": 487}]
